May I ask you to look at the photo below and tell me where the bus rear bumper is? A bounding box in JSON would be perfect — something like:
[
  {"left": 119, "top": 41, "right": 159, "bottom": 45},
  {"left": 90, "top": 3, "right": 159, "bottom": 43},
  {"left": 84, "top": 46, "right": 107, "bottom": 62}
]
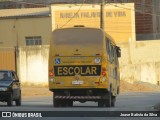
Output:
[{"left": 54, "top": 95, "right": 101, "bottom": 100}]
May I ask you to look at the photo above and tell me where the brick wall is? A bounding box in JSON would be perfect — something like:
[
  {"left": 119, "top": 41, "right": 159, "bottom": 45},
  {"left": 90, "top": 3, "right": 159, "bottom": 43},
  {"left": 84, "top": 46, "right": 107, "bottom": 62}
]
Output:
[{"left": 134, "top": 0, "right": 153, "bottom": 34}]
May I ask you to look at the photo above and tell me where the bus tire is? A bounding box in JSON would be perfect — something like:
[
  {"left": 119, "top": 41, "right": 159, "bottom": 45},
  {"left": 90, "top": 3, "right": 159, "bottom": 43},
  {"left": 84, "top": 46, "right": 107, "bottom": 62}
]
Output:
[
  {"left": 105, "top": 91, "right": 111, "bottom": 107},
  {"left": 68, "top": 101, "right": 73, "bottom": 107},
  {"left": 53, "top": 98, "right": 59, "bottom": 107},
  {"left": 98, "top": 100, "right": 105, "bottom": 107},
  {"left": 61, "top": 100, "right": 66, "bottom": 107},
  {"left": 111, "top": 96, "right": 116, "bottom": 107}
]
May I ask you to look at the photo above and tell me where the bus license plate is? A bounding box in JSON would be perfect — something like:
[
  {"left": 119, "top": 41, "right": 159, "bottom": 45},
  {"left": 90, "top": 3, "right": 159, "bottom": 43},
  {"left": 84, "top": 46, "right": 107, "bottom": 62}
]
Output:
[{"left": 72, "top": 81, "right": 83, "bottom": 85}]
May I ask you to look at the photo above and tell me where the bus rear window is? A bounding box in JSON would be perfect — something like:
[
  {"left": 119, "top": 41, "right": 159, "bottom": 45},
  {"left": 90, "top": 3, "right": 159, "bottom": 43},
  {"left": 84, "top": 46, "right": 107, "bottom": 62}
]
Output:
[{"left": 53, "top": 28, "right": 103, "bottom": 46}]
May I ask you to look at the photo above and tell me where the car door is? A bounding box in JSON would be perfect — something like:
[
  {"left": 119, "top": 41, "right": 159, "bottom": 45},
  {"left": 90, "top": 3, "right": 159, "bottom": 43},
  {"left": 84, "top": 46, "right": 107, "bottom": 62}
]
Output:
[{"left": 11, "top": 72, "right": 20, "bottom": 99}]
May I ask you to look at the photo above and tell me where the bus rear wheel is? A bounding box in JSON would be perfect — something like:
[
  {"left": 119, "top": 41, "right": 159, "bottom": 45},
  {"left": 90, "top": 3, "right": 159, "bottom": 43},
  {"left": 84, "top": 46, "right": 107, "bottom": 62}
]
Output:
[
  {"left": 53, "top": 98, "right": 59, "bottom": 107},
  {"left": 98, "top": 91, "right": 112, "bottom": 107},
  {"left": 66, "top": 100, "right": 73, "bottom": 107},
  {"left": 111, "top": 96, "right": 116, "bottom": 107},
  {"left": 105, "top": 91, "right": 111, "bottom": 107},
  {"left": 98, "top": 100, "right": 105, "bottom": 107}
]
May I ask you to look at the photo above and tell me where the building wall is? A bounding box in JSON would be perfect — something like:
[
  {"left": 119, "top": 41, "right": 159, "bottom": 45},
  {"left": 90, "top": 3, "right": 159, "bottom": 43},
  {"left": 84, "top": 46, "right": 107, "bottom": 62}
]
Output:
[
  {"left": 0, "top": 17, "right": 52, "bottom": 47},
  {"left": 152, "top": 0, "right": 160, "bottom": 39},
  {"left": 135, "top": 0, "right": 153, "bottom": 34},
  {"left": 18, "top": 46, "right": 49, "bottom": 85},
  {"left": 0, "top": 19, "right": 17, "bottom": 47},
  {"left": 51, "top": 3, "right": 136, "bottom": 43},
  {"left": 118, "top": 40, "right": 160, "bottom": 85},
  {"left": 0, "top": 16, "right": 52, "bottom": 79},
  {"left": 127, "top": 0, "right": 160, "bottom": 40}
]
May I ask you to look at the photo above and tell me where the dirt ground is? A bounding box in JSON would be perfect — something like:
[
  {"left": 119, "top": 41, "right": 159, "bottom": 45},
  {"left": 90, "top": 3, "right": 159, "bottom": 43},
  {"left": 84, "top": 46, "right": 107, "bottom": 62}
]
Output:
[
  {"left": 21, "top": 80, "right": 160, "bottom": 97},
  {"left": 22, "top": 87, "right": 52, "bottom": 98},
  {"left": 120, "top": 80, "right": 160, "bottom": 92}
]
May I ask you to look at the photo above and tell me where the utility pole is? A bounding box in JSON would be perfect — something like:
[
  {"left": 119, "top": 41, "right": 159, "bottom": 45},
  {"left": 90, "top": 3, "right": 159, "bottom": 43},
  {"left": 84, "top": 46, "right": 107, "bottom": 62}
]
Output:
[{"left": 100, "top": 0, "right": 105, "bottom": 30}]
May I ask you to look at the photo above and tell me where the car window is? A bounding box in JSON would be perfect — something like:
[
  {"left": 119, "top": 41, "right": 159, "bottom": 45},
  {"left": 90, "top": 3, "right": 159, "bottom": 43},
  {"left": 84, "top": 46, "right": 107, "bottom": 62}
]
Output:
[
  {"left": 14, "top": 72, "right": 19, "bottom": 81},
  {"left": 0, "top": 71, "right": 12, "bottom": 81},
  {"left": 12, "top": 72, "right": 18, "bottom": 81}
]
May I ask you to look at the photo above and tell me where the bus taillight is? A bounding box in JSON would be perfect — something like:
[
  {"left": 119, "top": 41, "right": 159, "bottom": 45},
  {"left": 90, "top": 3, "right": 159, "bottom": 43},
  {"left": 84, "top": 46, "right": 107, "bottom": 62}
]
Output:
[
  {"left": 49, "top": 69, "right": 54, "bottom": 77},
  {"left": 102, "top": 71, "right": 106, "bottom": 76},
  {"left": 102, "top": 67, "right": 106, "bottom": 76}
]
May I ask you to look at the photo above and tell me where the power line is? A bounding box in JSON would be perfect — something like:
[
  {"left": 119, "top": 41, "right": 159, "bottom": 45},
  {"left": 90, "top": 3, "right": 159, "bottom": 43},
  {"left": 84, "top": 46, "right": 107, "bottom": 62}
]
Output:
[
  {"left": 60, "top": 0, "right": 86, "bottom": 28},
  {"left": 117, "top": 2, "right": 160, "bottom": 15},
  {"left": 120, "top": 1, "right": 160, "bottom": 10},
  {"left": 1, "top": 0, "right": 160, "bottom": 11},
  {"left": 11, "top": 0, "right": 49, "bottom": 7},
  {"left": 1, "top": 0, "right": 159, "bottom": 33},
  {"left": 1, "top": 0, "right": 160, "bottom": 17},
  {"left": 108, "top": 3, "right": 160, "bottom": 17}
]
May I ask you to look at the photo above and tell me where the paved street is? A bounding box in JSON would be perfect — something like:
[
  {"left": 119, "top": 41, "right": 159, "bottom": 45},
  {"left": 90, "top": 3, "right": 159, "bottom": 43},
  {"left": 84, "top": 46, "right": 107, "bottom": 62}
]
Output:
[{"left": 0, "top": 92, "right": 159, "bottom": 120}]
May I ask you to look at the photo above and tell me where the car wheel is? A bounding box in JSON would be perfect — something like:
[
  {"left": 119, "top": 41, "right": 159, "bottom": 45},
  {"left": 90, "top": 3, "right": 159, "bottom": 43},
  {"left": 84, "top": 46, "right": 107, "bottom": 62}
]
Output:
[
  {"left": 7, "top": 93, "right": 13, "bottom": 106},
  {"left": 16, "top": 95, "right": 21, "bottom": 106}
]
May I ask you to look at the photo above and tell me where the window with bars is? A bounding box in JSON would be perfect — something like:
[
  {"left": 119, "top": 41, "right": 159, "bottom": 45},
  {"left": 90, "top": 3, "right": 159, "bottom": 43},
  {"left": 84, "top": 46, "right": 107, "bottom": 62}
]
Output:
[{"left": 25, "top": 36, "right": 42, "bottom": 46}]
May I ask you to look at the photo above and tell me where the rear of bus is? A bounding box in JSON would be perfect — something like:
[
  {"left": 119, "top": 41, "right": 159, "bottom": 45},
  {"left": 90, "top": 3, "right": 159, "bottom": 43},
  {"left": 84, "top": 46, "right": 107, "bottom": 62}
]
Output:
[{"left": 49, "top": 27, "right": 110, "bottom": 106}]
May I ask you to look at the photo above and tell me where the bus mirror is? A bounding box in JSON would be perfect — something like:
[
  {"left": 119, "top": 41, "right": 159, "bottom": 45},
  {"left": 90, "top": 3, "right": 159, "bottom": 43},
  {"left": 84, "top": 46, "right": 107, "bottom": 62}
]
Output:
[{"left": 116, "top": 46, "right": 121, "bottom": 58}]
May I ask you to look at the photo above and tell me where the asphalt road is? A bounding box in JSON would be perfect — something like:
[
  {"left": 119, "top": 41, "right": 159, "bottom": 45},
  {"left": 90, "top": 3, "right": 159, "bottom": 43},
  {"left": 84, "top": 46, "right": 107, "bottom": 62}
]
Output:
[{"left": 0, "top": 92, "right": 160, "bottom": 120}]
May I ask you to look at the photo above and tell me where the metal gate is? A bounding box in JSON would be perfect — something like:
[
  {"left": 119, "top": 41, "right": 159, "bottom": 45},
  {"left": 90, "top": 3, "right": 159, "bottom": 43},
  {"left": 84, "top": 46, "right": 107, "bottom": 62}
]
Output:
[{"left": 0, "top": 48, "right": 16, "bottom": 71}]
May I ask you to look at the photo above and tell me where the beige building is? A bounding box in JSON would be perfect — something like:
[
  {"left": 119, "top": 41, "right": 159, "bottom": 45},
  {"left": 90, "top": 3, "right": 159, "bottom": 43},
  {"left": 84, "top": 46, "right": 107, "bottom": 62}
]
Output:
[
  {"left": 51, "top": 3, "right": 135, "bottom": 43},
  {"left": 0, "top": 7, "right": 51, "bottom": 47}
]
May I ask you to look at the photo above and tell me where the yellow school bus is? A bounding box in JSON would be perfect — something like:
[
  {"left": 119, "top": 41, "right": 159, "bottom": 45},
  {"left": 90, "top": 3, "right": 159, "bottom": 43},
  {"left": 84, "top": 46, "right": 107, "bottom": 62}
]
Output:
[{"left": 49, "top": 26, "right": 121, "bottom": 107}]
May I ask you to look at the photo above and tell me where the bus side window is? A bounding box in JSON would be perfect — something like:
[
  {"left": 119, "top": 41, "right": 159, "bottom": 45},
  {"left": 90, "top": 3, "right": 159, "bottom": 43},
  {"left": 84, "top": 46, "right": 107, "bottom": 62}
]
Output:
[
  {"left": 106, "top": 38, "right": 112, "bottom": 62},
  {"left": 111, "top": 45, "right": 115, "bottom": 63},
  {"left": 106, "top": 38, "right": 117, "bottom": 63},
  {"left": 106, "top": 38, "right": 109, "bottom": 60},
  {"left": 114, "top": 48, "right": 118, "bottom": 65},
  {"left": 110, "top": 44, "right": 115, "bottom": 63}
]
